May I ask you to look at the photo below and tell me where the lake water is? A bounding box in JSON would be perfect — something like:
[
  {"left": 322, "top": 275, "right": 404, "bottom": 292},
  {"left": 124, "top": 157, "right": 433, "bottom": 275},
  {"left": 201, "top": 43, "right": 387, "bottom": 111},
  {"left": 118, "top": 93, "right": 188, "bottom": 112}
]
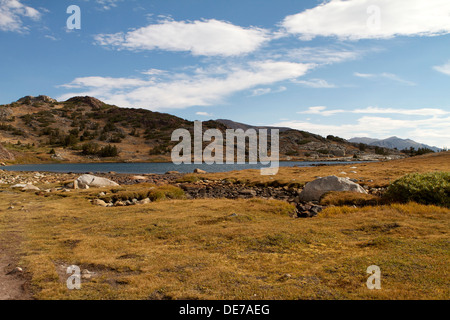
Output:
[{"left": 2, "top": 161, "right": 367, "bottom": 175}]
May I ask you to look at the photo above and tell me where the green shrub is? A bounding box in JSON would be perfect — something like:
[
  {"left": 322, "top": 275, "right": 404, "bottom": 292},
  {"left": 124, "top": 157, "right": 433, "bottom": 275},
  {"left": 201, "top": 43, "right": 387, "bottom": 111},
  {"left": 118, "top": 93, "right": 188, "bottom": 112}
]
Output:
[
  {"left": 383, "top": 172, "right": 450, "bottom": 207},
  {"left": 104, "top": 185, "right": 185, "bottom": 203},
  {"left": 148, "top": 185, "right": 185, "bottom": 201},
  {"left": 98, "top": 145, "right": 119, "bottom": 157}
]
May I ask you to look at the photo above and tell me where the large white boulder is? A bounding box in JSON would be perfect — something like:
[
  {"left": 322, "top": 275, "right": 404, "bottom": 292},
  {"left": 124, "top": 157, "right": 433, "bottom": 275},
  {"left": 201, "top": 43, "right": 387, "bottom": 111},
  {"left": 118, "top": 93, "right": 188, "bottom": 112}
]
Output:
[
  {"left": 299, "top": 175, "right": 367, "bottom": 201},
  {"left": 76, "top": 174, "right": 119, "bottom": 189}
]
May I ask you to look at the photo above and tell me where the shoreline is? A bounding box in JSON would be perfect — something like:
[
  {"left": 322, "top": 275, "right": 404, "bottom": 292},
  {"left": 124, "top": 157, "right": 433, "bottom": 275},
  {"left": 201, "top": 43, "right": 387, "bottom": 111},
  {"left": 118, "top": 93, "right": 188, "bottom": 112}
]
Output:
[{"left": 1, "top": 159, "right": 379, "bottom": 175}]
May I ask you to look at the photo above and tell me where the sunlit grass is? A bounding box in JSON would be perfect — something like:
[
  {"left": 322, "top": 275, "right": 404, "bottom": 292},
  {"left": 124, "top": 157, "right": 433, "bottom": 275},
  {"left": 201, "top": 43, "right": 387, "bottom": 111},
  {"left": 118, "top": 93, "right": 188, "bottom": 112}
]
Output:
[{"left": 0, "top": 187, "right": 448, "bottom": 300}]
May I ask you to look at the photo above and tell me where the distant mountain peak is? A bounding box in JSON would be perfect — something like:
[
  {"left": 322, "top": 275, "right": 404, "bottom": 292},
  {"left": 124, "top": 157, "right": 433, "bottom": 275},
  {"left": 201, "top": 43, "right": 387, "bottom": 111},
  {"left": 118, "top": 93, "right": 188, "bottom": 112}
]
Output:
[{"left": 349, "top": 136, "right": 441, "bottom": 152}]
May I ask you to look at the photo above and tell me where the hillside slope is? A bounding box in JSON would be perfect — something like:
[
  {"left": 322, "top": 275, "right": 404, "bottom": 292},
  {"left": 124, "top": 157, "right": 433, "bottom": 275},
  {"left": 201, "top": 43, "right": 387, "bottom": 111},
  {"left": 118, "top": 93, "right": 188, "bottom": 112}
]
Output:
[{"left": 0, "top": 95, "right": 402, "bottom": 164}]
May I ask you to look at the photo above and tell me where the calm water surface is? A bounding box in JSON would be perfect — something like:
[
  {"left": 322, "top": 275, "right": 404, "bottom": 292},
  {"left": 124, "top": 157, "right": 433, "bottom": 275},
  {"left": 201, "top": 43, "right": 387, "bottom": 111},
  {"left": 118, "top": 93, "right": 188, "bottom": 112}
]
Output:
[{"left": 3, "top": 161, "right": 368, "bottom": 175}]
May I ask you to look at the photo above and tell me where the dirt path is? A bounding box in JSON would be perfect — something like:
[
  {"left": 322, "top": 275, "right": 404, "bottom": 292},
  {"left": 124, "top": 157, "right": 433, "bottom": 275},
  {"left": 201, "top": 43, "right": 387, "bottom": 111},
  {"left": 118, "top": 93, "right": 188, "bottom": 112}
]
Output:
[{"left": 0, "top": 234, "right": 32, "bottom": 300}]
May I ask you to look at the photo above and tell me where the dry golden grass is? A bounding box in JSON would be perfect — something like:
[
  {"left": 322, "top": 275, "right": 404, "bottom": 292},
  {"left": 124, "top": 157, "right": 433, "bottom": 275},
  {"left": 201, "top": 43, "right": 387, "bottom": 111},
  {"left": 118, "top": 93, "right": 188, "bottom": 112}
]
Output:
[
  {"left": 319, "top": 191, "right": 381, "bottom": 207},
  {"left": 0, "top": 185, "right": 448, "bottom": 300},
  {"left": 205, "top": 152, "right": 450, "bottom": 188}
]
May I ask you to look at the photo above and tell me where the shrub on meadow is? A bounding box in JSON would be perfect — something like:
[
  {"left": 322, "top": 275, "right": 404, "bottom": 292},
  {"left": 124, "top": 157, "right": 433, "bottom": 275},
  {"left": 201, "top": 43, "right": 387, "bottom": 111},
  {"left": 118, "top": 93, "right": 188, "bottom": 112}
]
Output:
[{"left": 383, "top": 172, "right": 449, "bottom": 207}]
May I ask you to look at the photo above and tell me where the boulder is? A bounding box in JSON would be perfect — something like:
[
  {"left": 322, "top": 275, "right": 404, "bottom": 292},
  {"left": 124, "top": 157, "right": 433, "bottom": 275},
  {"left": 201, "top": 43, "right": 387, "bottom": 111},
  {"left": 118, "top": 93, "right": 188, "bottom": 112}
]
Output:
[
  {"left": 138, "top": 198, "right": 151, "bottom": 205},
  {"left": 93, "top": 199, "right": 108, "bottom": 207},
  {"left": 76, "top": 174, "right": 119, "bottom": 189},
  {"left": 165, "top": 171, "right": 179, "bottom": 175},
  {"left": 299, "top": 175, "right": 367, "bottom": 202},
  {"left": 11, "top": 184, "right": 28, "bottom": 189},
  {"left": 194, "top": 168, "right": 207, "bottom": 174},
  {"left": 21, "top": 184, "right": 40, "bottom": 191}
]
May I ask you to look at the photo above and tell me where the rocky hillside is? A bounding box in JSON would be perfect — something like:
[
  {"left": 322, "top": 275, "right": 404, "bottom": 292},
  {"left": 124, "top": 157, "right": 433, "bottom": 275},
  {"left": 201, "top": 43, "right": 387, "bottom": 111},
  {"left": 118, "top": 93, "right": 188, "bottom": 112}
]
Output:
[{"left": 0, "top": 95, "right": 402, "bottom": 164}]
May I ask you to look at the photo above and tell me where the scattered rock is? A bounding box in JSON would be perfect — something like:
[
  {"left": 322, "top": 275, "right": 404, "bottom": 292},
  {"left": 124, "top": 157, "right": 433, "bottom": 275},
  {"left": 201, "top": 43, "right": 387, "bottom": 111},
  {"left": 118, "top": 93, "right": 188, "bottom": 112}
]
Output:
[
  {"left": 114, "top": 201, "right": 126, "bottom": 207},
  {"left": 165, "top": 171, "right": 179, "bottom": 175},
  {"left": 6, "top": 267, "right": 23, "bottom": 275},
  {"left": 93, "top": 199, "right": 108, "bottom": 207},
  {"left": 299, "top": 175, "right": 367, "bottom": 202},
  {"left": 239, "top": 189, "right": 257, "bottom": 197},
  {"left": 51, "top": 153, "right": 64, "bottom": 161},
  {"left": 131, "top": 175, "right": 147, "bottom": 180},
  {"left": 138, "top": 198, "right": 151, "bottom": 205},
  {"left": 296, "top": 203, "right": 323, "bottom": 218}
]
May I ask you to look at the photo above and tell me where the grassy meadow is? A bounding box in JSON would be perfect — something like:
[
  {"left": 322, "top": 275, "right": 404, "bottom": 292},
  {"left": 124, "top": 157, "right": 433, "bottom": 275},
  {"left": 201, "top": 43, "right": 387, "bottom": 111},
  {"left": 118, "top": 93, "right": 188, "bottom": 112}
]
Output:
[{"left": 0, "top": 152, "right": 449, "bottom": 300}]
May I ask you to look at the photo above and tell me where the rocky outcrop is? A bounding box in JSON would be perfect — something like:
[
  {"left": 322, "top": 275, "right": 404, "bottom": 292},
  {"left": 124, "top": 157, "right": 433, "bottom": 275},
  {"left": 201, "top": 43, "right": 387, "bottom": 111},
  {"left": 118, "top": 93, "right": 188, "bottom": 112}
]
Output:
[
  {"left": 0, "top": 144, "right": 14, "bottom": 161},
  {"left": 17, "top": 95, "right": 57, "bottom": 104},
  {"left": 0, "top": 107, "right": 13, "bottom": 121},
  {"left": 299, "top": 175, "right": 367, "bottom": 202}
]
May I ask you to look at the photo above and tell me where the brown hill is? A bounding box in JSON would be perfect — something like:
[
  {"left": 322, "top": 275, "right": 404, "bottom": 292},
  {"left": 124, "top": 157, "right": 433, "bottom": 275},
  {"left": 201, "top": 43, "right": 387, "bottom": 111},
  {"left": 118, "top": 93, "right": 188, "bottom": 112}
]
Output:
[{"left": 0, "top": 96, "right": 402, "bottom": 164}]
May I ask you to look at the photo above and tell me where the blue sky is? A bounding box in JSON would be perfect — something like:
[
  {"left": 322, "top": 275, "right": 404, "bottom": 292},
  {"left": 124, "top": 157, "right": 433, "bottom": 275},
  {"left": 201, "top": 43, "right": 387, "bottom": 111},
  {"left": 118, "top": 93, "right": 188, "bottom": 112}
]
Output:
[{"left": 0, "top": 0, "right": 449, "bottom": 148}]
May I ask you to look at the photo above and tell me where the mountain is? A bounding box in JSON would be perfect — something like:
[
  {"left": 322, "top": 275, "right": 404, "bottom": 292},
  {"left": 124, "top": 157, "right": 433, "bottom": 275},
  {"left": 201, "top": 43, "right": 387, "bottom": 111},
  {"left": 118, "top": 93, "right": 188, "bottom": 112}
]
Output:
[
  {"left": 349, "top": 136, "right": 441, "bottom": 152},
  {"left": 0, "top": 95, "right": 400, "bottom": 163}
]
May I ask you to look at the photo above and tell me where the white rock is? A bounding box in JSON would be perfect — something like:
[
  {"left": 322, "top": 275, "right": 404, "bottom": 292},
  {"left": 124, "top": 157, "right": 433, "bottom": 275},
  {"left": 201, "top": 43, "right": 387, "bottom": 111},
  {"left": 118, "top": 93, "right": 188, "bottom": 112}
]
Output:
[
  {"left": 131, "top": 175, "right": 147, "bottom": 180},
  {"left": 11, "top": 184, "right": 28, "bottom": 189},
  {"left": 299, "top": 175, "right": 367, "bottom": 202},
  {"left": 21, "top": 184, "right": 40, "bottom": 191},
  {"left": 76, "top": 174, "right": 119, "bottom": 189},
  {"left": 138, "top": 198, "right": 151, "bottom": 205},
  {"left": 93, "top": 199, "right": 108, "bottom": 207}
]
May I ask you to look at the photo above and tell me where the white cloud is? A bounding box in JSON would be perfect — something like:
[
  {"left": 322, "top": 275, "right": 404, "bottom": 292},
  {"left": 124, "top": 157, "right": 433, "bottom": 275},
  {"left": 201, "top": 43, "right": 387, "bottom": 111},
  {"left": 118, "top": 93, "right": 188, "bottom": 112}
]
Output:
[
  {"left": 60, "top": 76, "right": 153, "bottom": 89},
  {"left": 0, "top": 0, "right": 40, "bottom": 32},
  {"left": 196, "top": 112, "right": 213, "bottom": 117},
  {"left": 95, "top": 18, "right": 271, "bottom": 57},
  {"left": 285, "top": 47, "right": 364, "bottom": 64},
  {"left": 354, "top": 72, "right": 416, "bottom": 86},
  {"left": 433, "top": 61, "right": 450, "bottom": 75},
  {"left": 280, "top": 105, "right": 450, "bottom": 147},
  {"left": 58, "top": 60, "right": 311, "bottom": 110},
  {"left": 251, "top": 86, "right": 287, "bottom": 96},
  {"left": 251, "top": 88, "right": 272, "bottom": 97},
  {"left": 273, "top": 114, "right": 450, "bottom": 148},
  {"left": 90, "top": 0, "right": 123, "bottom": 10},
  {"left": 298, "top": 105, "right": 450, "bottom": 117},
  {"left": 293, "top": 78, "right": 336, "bottom": 88},
  {"left": 282, "top": 0, "right": 450, "bottom": 40},
  {"left": 298, "top": 106, "right": 345, "bottom": 116},
  {"left": 353, "top": 106, "right": 450, "bottom": 116}
]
